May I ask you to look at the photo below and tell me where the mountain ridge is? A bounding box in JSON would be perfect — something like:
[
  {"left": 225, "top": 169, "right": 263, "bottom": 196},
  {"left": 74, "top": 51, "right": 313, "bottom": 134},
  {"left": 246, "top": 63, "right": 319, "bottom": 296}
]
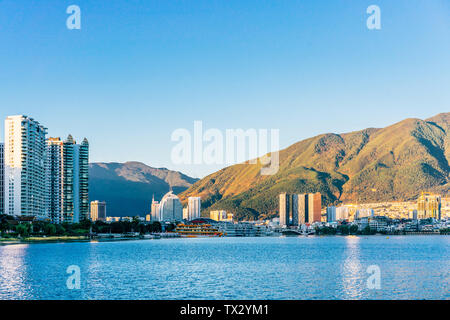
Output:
[{"left": 180, "top": 113, "right": 450, "bottom": 220}]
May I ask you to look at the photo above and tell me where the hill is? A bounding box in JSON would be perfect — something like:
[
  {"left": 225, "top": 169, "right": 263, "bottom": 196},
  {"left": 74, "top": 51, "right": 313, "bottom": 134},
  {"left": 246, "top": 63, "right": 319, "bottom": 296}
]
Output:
[{"left": 180, "top": 113, "right": 450, "bottom": 220}]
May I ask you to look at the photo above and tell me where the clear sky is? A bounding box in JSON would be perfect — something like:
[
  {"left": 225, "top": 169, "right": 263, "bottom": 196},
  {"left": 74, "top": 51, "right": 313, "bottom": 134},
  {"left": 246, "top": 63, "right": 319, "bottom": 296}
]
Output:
[{"left": 0, "top": 0, "right": 449, "bottom": 178}]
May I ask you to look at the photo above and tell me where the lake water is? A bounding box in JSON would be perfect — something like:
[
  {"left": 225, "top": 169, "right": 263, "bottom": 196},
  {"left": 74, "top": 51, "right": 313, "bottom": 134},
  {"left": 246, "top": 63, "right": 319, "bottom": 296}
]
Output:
[{"left": 0, "top": 236, "right": 448, "bottom": 300}]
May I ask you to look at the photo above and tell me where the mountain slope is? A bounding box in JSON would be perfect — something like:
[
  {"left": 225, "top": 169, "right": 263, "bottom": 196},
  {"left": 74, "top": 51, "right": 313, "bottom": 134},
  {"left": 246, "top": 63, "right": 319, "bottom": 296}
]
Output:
[
  {"left": 89, "top": 162, "right": 198, "bottom": 217},
  {"left": 180, "top": 113, "right": 450, "bottom": 220}
]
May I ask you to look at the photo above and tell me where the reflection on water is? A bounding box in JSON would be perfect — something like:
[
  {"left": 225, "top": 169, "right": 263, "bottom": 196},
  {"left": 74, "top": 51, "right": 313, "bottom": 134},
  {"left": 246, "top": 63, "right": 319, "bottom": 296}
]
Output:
[
  {"left": 341, "top": 236, "right": 364, "bottom": 299},
  {"left": 0, "top": 244, "right": 30, "bottom": 299},
  {"left": 0, "top": 236, "right": 448, "bottom": 300}
]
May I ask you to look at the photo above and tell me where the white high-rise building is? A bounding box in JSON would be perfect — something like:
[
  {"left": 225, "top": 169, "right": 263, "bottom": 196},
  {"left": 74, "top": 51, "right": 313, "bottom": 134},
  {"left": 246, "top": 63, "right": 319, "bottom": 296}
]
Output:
[
  {"left": 0, "top": 143, "right": 4, "bottom": 215},
  {"left": 188, "top": 197, "right": 201, "bottom": 220},
  {"left": 45, "top": 135, "right": 89, "bottom": 223},
  {"left": 4, "top": 115, "right": 47, "bottom": 217},
  {"left": 151, "top": 194, "right": 160, "bottom": 221},
  {"left": 159, "top": 191, "right": 182, "bottom": 222},
  {"left": 336, "top": 206, "right": 349, "bottom": 221}
]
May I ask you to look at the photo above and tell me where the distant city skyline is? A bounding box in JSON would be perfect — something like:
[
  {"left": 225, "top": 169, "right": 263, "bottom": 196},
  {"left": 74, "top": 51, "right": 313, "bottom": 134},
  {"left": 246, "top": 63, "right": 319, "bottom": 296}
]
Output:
[{"left": 0, "top": 1, "right": 449, "bottom": 178}]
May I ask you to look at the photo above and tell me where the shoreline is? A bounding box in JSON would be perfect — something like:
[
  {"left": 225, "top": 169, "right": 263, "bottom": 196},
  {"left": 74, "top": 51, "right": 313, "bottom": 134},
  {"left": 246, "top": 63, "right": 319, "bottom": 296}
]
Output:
[{"left": 0, "top": 233, "right": 447, "bottom": 246}]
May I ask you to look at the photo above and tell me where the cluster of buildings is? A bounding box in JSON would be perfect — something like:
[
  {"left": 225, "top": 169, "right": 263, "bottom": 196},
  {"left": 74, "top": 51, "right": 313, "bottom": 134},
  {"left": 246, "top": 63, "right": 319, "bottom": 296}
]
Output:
[
  {"left": 146, "top": 191, "right": 201, "bottom": 223},
  {"left": 0, "top": 115, "right": 89, "bottom": 224},
  {"left": 145, "top": 191, "right": 234, "bottom": 224},
  {"left": 275, "top": 190, "right": 449, "bottom": 234},
  {"left": 279, "top": 192, "right": 322, "bottom": 226},
  {"left": 210, "top": 210, "right": 233, "bottom": 222},
  {"left": 325, "top": 192, "right": 444, "bottom": 224}
]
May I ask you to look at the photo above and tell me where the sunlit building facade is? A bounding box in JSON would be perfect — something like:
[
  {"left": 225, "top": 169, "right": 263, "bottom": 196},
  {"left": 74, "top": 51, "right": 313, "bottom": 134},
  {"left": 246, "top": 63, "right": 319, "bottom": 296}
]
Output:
[
  {"left": 417, "top": 192, "right": 441, "bottom": 220},
  {"left": 279, "top": 193, "right": 290, "bottom": 226},
  {"left": 4, "top": 115, "right": 47, "bottom": 217},
  {"left": 210, "top": 210, "right": 233, "bottom": 222},
  {"left": 308, "top": 192, "right": 322, "bottom": 223},
  {"left": 151, "top": 195, "right": 160, "bottom": 221},
  {"left": 188, "top": 197, "right": 201, "bottom": 220},
  {"left": 90, "top": 200, "right": 106, "bottom": 222},
  {"left": 159, "top": 191, "right": 183, "bottom": 222}
]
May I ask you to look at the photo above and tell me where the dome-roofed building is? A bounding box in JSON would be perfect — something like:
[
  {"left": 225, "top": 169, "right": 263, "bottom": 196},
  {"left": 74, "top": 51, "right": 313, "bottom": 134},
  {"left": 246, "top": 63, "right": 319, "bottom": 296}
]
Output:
[{"left": 159, "top": 190, "right": 183, "bottom": 222}]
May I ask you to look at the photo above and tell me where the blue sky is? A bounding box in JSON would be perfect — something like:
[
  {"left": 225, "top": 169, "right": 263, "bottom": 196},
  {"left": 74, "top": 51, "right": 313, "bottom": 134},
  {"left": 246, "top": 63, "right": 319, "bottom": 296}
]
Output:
[{"left": 0, "top": 0, "right": 449, "bottom": 178}]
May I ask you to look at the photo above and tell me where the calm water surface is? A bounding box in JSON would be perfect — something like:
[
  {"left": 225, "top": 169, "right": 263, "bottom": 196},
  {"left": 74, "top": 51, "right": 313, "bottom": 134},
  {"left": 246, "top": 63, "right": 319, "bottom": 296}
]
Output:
[{"left": 0, "top": 236, "right": 448, "bottom": 300}]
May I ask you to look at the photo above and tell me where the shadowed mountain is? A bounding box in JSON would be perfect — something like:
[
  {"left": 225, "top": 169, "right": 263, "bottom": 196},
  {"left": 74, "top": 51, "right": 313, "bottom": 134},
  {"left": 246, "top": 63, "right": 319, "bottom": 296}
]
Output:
[
  {"left": 89, "top": 162, "right": 198, "bottom": 217},
  {"left": 180, "top": 113, "right": 450, "bottom": 220}
]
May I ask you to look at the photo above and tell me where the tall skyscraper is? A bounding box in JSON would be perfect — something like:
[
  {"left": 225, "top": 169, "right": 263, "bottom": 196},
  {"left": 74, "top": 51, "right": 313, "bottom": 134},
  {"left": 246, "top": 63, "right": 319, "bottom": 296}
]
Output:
[
  {"left": 90, "top": 200, "right": 106, "bottom": 222},
  {"left": 151, "top": 194, "right": 160, "bottom": 221},
  {"left": 0, "top": 143, "right": 4, "bottom": 215},
  {"left": 279, "top": 193, "right": 290, "bottom": 226},
  {"left": 188, "top": 197, "right": 201, "bottom": 220},
  {"left": 297, "top": 194, "right": 309, "bottom": 225},
  {"left": 45, "top": 138, "right": 63, "bottom": 223},
  {"left": 45, "top": 135, "right": 89, "bottom": 223},
  {"left": 292, "top": 194, "right": 299, "bottom": 225},
  {"left": 4, "top": 115, "right": 47, "bottom": 217},
  {"left": 308, "top": 192, "right": 322, "bottom": 223},
  {"left": 159, "top": 191, "right": 183, "bottom": 222},
  {"left": 326, "top": 206, "right": 336, "bottom": 222}
]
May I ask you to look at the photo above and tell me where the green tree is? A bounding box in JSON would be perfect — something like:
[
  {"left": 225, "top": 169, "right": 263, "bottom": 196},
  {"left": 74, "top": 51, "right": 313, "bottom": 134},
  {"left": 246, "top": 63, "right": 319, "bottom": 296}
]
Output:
[
  {"left": 337, "top": 224, "right": 349, "bottom": 235},
  {"left": 16, "top": 224, "right": 31, "bottom": 237},
  {"left": 44, "top": 224, "right": 57, "bottom": 235},
  {"left": 349, "top": 224, "right": 359, "bottom": 234}
]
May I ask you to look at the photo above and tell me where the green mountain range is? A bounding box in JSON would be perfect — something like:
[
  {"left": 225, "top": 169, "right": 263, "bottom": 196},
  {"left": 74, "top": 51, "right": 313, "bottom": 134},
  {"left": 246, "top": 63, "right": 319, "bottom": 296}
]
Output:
[
  {"left": 89, "top": 162, "right": 198, "bottom": 217},
  {"left": 180, "top": 113, "right": 450, "bottom": 220}
]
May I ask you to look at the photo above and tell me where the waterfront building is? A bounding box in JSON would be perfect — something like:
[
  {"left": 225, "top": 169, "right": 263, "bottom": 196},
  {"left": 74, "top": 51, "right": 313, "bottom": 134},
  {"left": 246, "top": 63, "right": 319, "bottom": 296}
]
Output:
[
  {"left": 183, "top": 207, "right": 189, "bottom": 220},
  {"left": 151, "top": 195, "right": 160, "bottom": 221},
  {"left": 4, "top": 115, "right": 47, "bottom": 217},
  {"left": 308, "top": 192, "right": 322, "bottom": 223},
  {"left": 442, "top": 197, "right": 450, "bottom": 219},
  {"left": 369, "top": 216, "right": 389, "bottom": 232},
  {"left": 45, "top": 135, "right": 89, "bottom": 223},
  {"left": 417, "top": 192, "right": 441, "bottom": 220},
  {"left": 90, "top": 200, "right": 106, "bottom": 222},
  {"left": 326, "top": 206, "right": 336, "bottom": 222},
  {"left": 356, "top": 208, "right": 374, "bottom": 219},
  {"left": 296, "top": 194, "right": 308, "bottom": 225},
  {"left": 188, "top": 196, "right": 201, "bottom": 220},
  {"left": 106, "top": 216, "right": 120, "bottom": 222},
  {"left": 279, "top": 193, "right": 291, "bottom": 226},
  {"left": 145, "top": 214, "right": 151, "bottom": 222},
  {"left": 409, "top": 209, "right": 418, "bottom": 220},
  {"left": 279, "top": 193, "right": 320, "bottom": 225},
  {"left": 210, "top": 210, "right": 232, "bottom": 222},
  {"left": 336, "top": 206, "right": 349, "bottom": 221},
  {"left": 159, "top": 191, "right": 183, "bottom": 222},
  {"left": 291, "top": 194, "right": 299, "bottom": 225},
  {"left": 0, "top": 143, "right": 3, "bottom": 215}
]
